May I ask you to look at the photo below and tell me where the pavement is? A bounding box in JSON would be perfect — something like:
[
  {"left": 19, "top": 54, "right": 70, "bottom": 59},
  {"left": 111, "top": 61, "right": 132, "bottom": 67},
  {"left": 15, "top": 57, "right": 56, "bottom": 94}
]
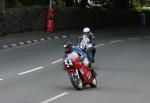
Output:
[
  {"left": 0, "top": 27, "right": 150, "bottom": 50},
  {"left": 0, "top": 30, "right": 80, "bottom": 50},
  {"left": 0, "top": 28, "right": 150, "bottom": 103}
]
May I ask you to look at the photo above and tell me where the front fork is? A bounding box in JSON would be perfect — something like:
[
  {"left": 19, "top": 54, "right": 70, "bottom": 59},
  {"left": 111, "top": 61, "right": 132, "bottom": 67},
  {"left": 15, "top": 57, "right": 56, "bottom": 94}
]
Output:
[
  {"left": 69, "top": 69, "right": 81, "bottom": 83},
  {"left": 73, "top": 69, "right": 80, "bottom": 81}
]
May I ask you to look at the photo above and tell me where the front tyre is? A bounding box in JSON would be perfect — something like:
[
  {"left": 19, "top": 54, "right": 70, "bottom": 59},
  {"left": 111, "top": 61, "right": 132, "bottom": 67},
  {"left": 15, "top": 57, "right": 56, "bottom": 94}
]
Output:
[{"left": 70, "top": 73, "right": 83, "bottom": 90}]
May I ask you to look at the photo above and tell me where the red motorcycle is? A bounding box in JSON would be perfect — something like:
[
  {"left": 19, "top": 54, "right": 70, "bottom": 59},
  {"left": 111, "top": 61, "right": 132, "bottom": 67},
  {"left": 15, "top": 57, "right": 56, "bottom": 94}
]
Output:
[{"left": 64, "top": 57, "right": 97, "bottom": 90}]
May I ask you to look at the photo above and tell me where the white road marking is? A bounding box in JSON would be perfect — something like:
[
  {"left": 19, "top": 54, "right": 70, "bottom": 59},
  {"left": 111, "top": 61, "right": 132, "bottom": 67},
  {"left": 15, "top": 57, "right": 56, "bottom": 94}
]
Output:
[
  {"left": 54, "top": 36, "right": 59, "bottom": 39},
  {"left": 110, "top": 40, "right": 124, "bottom": 43},
  {"left": 51, "top": 59, "right": 63, "bottom": 64},
  {"left": 18, "top": 67, "right": 44, "bottom": 75},
  {"left": 19, "top": 42, "right": 25, "bottom": 45},
  {"left": 40, "top": 38, "right": 45, "bottom": 41},
  {"left": 62, "top": 36, "right": 67, "bottom": 38},
  {"left": 33, "top": 40, "right": 38, "bottom": 42},
  {"left": 2, "top": 45, "right": 9, "bottom": 48},
  {"left": 11, "top": 43, "right": 17, "bottom": 47},
  {"left": 41, "top": 92, "right": 69, "bottom": 103},
  {"left": 0, "top": 78, "right": 3, "bottom": 81},
  {"left": 128, "top": 37, "right": 140, "bottom": 40},
  {"left": 95, "top": 44, "right": 104, "bottom": 48}
]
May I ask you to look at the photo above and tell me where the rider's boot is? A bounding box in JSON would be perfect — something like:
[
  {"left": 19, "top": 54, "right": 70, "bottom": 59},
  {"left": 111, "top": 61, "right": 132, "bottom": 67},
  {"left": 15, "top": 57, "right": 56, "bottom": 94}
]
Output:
[
  {"left": 91, "top": 57, "right": 95, "bottom": 63},
  {"left": 88, "top": 63, "right": 97, "bottom": 78},
  {"left": 91, "top": 68, "right": 97, "bottom": 78},
  {"left": 92, "top": 48, "right": 96, "bottom": 63}
]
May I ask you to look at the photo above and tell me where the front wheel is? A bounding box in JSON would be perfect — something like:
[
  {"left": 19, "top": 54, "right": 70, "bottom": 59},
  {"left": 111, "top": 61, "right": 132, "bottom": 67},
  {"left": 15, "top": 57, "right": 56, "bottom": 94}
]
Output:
[
  {"left": 70, "top": 72, "right": 83, "bottom": 90},
  {"left": 89, "top": 78, "right": 97, "bottom": 88}
]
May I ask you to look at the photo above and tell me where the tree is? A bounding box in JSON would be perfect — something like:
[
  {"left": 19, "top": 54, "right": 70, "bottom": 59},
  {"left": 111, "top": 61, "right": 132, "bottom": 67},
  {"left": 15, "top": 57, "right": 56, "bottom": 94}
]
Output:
[
  {"left": 65, "top": 0, "right": 73, "bottom": 7},
  {"left": 89, "top": 0, "right": 135, "bottom": 9},
  {"left": 113, "top": 0, "right": 130, "bottom": 9},
  {"left": 80, "top": 0, "right": 88, "bottom": 8},
  {"left": 5, "top": 0, "right": 141, "bottom": 9}
]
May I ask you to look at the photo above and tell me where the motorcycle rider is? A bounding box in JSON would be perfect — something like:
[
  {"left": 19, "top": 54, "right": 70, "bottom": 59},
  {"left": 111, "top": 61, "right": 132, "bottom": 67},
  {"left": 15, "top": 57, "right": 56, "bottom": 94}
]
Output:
[
  {"left": 63, "top": 42, "right": 96, "bottom": 77},
  {"left": 79, "top": 27, "right": 96, "bottom": 63},
  {"left": 83, "top": 27, "right": 95, "bottom": 45},
  {"left": 79, "top": 35, "right": 93, "bottom": 62}
]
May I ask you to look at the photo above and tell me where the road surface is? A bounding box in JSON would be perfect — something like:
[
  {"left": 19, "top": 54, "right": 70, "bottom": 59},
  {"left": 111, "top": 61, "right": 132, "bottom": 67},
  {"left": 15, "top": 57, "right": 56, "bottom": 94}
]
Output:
[{"left": 0, "top": 30, "right": 150, "bottom": 103}]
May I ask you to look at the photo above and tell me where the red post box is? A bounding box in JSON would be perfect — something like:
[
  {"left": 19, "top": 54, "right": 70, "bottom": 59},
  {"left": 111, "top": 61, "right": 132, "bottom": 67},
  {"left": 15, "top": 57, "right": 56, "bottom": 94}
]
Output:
[{"left": 46, "top": 7, "right": 54, "bottom": 32}]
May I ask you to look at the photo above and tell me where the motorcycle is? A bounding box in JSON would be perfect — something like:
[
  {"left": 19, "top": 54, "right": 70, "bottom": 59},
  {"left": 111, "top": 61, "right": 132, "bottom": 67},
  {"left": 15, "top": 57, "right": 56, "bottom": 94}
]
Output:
[{"left": 64, "top": 57, "right": 97, "bottom": 90}]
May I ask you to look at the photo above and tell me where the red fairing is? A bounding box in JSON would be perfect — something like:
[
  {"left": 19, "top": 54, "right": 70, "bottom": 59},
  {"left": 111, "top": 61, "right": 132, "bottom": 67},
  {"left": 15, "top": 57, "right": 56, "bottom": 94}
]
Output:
[
  {"left": 74, "top": 62, "right": 92, "bottom": 84},
  {"left": 64, "top": 57, "right": 93, "bottom": 84},
  {"left": 73, "top": 60, "right": 82, "bottom": 69}
]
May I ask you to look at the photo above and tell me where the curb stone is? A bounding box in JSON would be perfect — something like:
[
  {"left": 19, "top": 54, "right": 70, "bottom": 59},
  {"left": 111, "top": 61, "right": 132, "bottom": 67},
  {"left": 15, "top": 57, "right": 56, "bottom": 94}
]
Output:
[{"left": 1, "top": 35, "right": 77, "bottom": 50}]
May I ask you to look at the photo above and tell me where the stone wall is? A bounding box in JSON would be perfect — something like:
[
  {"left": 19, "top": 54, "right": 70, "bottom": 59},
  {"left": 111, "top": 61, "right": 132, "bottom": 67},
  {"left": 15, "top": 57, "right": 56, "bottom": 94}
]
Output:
[
  {"left": 0, "top": 6, "right": 149, "bottom": 36},
  {"left": 0, "top": 6, "right": 46, "bottom": 36}
]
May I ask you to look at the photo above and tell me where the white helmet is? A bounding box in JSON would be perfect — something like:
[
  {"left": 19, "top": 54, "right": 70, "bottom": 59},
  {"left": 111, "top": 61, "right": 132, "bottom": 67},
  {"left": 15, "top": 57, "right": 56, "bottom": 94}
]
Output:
[{"left": 83, "top": 27, "right": 90, "bottom": 33}]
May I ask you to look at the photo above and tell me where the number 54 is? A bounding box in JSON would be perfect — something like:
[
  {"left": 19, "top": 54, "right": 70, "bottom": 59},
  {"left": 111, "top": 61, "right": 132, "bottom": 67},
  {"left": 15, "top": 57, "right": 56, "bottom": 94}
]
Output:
[{"left": 65, "top": 59, "right": 73, "bottom": 68}]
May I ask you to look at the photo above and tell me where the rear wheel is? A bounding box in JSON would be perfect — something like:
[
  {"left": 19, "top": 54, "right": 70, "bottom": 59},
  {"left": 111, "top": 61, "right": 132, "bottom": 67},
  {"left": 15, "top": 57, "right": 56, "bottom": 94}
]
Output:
[{"left": 90, "top": 78, "right": 97, "bottom": 88}]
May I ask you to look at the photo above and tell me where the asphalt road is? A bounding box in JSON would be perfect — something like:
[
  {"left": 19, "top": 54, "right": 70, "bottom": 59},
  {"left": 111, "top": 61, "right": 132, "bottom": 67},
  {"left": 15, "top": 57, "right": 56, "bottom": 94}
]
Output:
[{"left": 0, "top": 31, "right": 150, "bottom": 103}]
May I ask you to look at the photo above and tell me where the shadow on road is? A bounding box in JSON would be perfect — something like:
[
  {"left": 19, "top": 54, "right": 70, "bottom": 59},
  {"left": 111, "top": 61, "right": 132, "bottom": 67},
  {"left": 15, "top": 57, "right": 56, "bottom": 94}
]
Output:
[{"left": 53, "top": 85, "right": 101, "bottom": 92}]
